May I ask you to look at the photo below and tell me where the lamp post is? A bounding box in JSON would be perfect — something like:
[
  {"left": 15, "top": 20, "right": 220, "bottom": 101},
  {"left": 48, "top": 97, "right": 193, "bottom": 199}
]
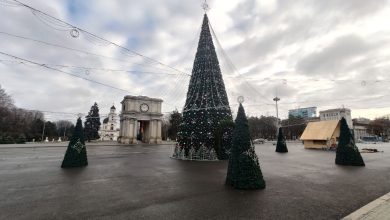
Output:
[
  {"left": 273, "top": 96, "right": 280, "bottom": 138},
  {"left": 63, "top": 125, "right": 67, "bottom": 141},
  {"left": 273, "top": 97, "right": 280, "bottom": 120},
  {"left": 41, "top": 120, "right": 46, "bottom": 142}
]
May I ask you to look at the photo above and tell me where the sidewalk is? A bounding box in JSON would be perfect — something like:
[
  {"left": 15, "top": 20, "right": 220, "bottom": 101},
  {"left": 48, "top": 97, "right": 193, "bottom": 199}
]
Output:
[
  {"left": 343, "top": 192, "right": 390, "bottom": 220},
  {"left": 0, "top": 141, "right": 175, "bottom": 148},
  {"left": 0, "top": 142, "right": 68, "bottom": 148}
]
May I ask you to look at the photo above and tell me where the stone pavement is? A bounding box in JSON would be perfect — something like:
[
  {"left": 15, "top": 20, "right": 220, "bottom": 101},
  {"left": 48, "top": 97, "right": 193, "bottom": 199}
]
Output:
[
  {"left": 0, "top": 142, "right": 389, "bottom": 219},
  {"left": 343, "top": 192, "right": 390, "bottom": 220},
  {"left": 0, "top": 140, "right": 175, "bottom": 148}
]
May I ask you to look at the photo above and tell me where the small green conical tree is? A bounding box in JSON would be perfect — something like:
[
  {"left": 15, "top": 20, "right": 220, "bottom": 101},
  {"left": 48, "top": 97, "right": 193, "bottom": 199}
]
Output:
[
  {"left": 276, "top": 127, "right": 288, "bottom": 153},
  {"left": 213, "top": 119, "right": 235, "bottom": 160},
  {"left": 61, "top": 118, "right": 88, "bottom": 168},
  {"left": 226, "top": 103, "right": 265, "bottom": 190},
  {"left": 335, "top": 117, "right": 365, "bottom": 166}
]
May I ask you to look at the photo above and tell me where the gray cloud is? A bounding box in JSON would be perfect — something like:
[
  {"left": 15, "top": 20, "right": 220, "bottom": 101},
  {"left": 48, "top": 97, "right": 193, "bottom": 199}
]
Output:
[
  {"left": 297, "top": 35, "right": 373, "bottom": 76},
  {"left": 0, "top": 0, "right": 390, "bottom": 120}
]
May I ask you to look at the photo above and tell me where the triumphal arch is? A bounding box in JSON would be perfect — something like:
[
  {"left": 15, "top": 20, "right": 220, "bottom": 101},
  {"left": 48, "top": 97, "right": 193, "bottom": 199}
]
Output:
[{"left": 118, "top": 95, "right": 163, "bottom": 144}]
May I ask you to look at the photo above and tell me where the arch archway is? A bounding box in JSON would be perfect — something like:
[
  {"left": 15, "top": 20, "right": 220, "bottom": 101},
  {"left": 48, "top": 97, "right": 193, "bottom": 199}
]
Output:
[{"left": 118, "top": 95, "right": 163, "bottom": 144}]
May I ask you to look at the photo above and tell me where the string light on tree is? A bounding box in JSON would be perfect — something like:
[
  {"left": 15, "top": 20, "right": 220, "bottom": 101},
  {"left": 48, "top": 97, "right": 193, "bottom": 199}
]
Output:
[{"left": 173, "top": 9, "right": 233, "bottom": 161}]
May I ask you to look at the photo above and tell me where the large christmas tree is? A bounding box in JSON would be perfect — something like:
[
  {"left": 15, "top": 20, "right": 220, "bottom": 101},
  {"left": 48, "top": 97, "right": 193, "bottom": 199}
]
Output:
[
  {"left": 175, "top": 13, "right": 232, "bottom": 160},
  {"left": 335, "top": 117, "right": 365, "bottom": 166},
  {"left": 226, "top": 103, "right": 266, "bottom": 190},
  {"left": 61, "top": 117, "right": 88, "bottom": 168}
]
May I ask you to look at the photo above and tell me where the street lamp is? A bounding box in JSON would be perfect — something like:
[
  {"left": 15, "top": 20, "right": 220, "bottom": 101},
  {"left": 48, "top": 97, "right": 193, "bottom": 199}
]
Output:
[
  {"left": 273, "top": 97, "right": 280, "bottom": 120},
  {"left": 63, "top": 125, "right": 67, "bottom": 141},
  {"left": 273, "top": 96, "right": 280, "bottom": 138},
  {"left": 41, "top": 119, "right": 46, "bottom": 142}
]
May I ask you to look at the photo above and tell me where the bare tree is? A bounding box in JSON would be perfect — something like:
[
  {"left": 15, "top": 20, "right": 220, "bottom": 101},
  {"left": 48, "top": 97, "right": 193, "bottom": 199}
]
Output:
[
  {"left": 367, "top": 117, "right": 390, "bottom": 139},
  {"left": 55, "top": 120, "right": 74, "bottom": 141},
  {"left": 0, "top": 85, "right": 14, "bottom": 109},
  {"left": 0, "top": 85, "right": 45, "bottom": 143},
  {"left": 248, "top": 116, "right": 278, "bottom": 140}
]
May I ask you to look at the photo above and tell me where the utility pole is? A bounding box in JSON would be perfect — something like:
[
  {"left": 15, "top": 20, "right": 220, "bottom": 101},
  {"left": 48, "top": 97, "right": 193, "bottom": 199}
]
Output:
[
  {"left": 273, "top": 96, "right": 280, "bottom": 120},
  {"left": 273, "top": 96, "right": 280, "bottom": 138},
  {"left": 63, "top": 126, "right": 67, "bottom": 140},
  {"left": 41, "top": 120, "right": 46, "bottom": 142}
]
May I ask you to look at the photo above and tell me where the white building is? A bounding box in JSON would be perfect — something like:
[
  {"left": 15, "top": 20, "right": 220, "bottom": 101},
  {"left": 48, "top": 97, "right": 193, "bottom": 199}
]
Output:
[
  {"left": 319, "top": 108, "right": 353, "bottom": 128},
  {"left": 288, "top": 107, "right": 317, "bottom": 119},
  {"left": 99, "top": 105, "right": 119, "bottom": 141},
  {"left": 353, "top": 118, "right": 370, "bottom": 142},
  {"left": 118, "top": 95, "right": 163, "bottom": 144}
]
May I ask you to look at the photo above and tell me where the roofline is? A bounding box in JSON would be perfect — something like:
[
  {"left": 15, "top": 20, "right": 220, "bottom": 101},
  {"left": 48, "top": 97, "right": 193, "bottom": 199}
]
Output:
[
  {"left": 288, "top": 107, "right": 317, "bottom": 111},
  {"left": 300, "top": 120, "right": 340, "bottom": 140},
  {"left": 122, "top": 95, "right": 163, "bottom": 102},
  {"left": 319, "top": 108, "right": 351, "bottom": 113}
]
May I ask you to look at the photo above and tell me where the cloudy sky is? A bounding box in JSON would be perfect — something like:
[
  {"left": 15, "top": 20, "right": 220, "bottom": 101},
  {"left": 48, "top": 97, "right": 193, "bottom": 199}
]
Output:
[{"left": 1, "top": 0, "right": 390, "bottom": 121}]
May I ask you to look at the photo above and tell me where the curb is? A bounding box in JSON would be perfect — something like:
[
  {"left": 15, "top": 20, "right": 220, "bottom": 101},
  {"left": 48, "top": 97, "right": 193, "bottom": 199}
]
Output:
[
  {"left": 342, "top": 192, "right": 390, "bottom": 220},
  {"left": 0, "top": 143, "right": 175, "bottom": 149}
]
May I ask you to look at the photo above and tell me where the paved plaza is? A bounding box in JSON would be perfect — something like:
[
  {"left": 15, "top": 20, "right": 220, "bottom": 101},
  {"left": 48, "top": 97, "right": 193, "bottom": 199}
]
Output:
[{"left": 0, "top": 142, "right": 389, "bottom": 219}]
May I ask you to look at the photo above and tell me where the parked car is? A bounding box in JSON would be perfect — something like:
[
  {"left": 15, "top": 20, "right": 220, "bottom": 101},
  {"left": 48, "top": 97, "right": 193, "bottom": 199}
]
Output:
[{"left": 253, "top": 138, "right": 265, "bottom": 144}]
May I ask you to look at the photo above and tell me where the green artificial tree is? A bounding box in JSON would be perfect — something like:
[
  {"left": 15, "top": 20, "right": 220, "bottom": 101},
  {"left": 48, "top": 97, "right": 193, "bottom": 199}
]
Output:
[
  {"left": 335, "top": 117, "right": 365, "bottom": 166},
  {"left": 176, "top": 13, "right": 232, "bottom": 160},
  {"left": 167, "top": 110, "right": 183, "bottom": 141},
  {"left": 213, "top": 119, "right": 235, "bottom": 160},
  {"left": 84, "top": 102, "right": 101, "bottom": 142},
  {"left": 226, "top": 104, "right": 266, "bottom": 190},
  {"left": 61, "top": 117, "right": 88, "bottom": 168},
  {"left": 275, "top": 127, "right": 288, "bottom": 153}
]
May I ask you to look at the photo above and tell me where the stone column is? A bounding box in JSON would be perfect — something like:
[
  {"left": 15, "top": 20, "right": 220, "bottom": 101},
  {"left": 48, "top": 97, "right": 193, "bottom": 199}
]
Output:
[
  {"left": 122, "top": 117, "right": 128, "bottom": 144},
  {"left": 120, "top": 117, "right": 126, "bottom": 143},
  {"left": 129, "top": 119, "right": 134, "bottom": 143},
  {"left": 131, "top": 119, "right": 138, "bottom": 144},
  {"left": 149, "top": 120, "right": 156, "bottom": 143},
  {"left": 157, "top": 120, "right": 162, "bottom": 143},
  {"left": 119, "top": 118, "right": 124, "bottom": 137}
]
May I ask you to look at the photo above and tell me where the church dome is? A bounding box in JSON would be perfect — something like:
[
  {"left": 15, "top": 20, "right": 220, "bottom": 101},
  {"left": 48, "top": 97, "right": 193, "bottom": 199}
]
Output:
[
  {"left": 110, "top": 105, "right": 116, "bottom": 110},
  {"left": 103, "top": 117, "right": 109, "bottom": 123}
]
